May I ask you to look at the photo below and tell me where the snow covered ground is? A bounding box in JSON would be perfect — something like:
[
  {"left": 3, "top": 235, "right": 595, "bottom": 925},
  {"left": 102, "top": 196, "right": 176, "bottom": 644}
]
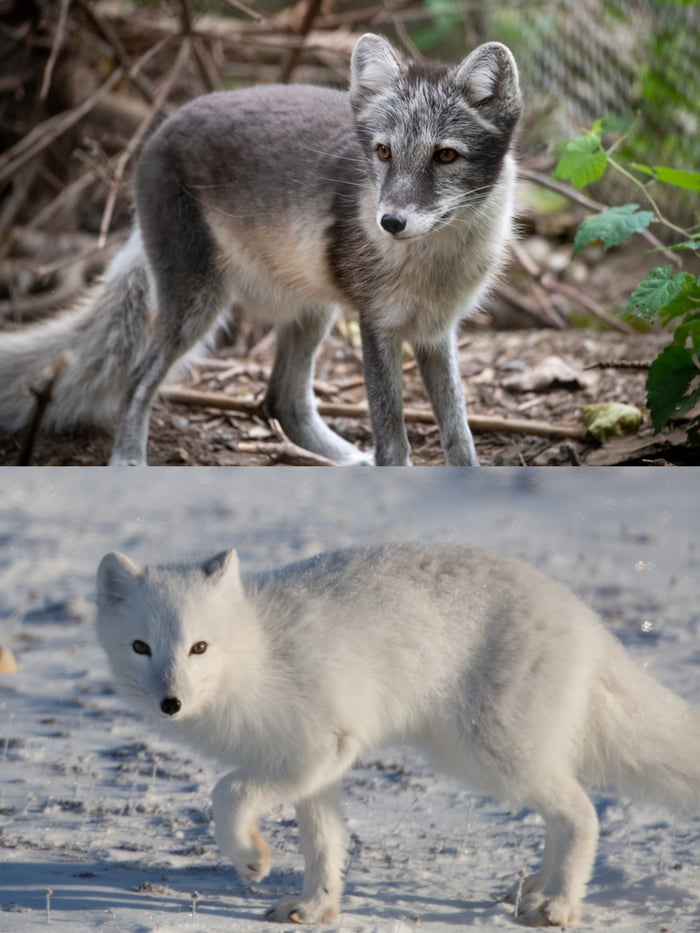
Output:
[{"left": 0, "top": 467, "right": 698, "bottom": 932}]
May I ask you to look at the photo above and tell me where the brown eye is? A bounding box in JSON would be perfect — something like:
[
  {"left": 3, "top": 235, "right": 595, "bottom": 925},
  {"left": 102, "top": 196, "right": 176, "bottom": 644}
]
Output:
[
  {"left": 435, "top": 148, "right": 458, "bottom": 164},
  {"left": 190, "top": 641, "right": 208, "bottom": 655},
  {"left": 376, "top": 144, "right": 392, "bottom": 161},
  {"left": 132, "top": 640, "right": 151, "bottom": 656}
]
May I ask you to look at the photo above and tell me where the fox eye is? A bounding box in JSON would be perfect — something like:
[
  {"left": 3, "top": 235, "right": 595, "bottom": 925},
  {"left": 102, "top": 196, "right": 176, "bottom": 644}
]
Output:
[
  {"left": 189, "top": 641, "right": 208, "bottom": 655},
  {"left": 435, "top": 148, "right": 458, "bottom": 164},
  {"left": 132, "top": 640, "right": 151, "bottom": 656},
  {"left": 376, "top": 143, "right": 392, "bottom": 161}
]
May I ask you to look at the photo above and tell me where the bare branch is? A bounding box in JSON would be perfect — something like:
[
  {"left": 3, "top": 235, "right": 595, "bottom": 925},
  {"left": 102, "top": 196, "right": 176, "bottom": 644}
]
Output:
[{"left": 159, "top": 385, "right": 586, "bottom": 440}]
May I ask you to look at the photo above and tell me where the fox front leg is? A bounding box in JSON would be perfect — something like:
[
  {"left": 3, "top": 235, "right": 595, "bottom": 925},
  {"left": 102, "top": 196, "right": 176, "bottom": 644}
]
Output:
[
  {"left": 359, "top": 324, "right": 411, "bottom": 465},
  {"left": 264, "top": 783, "right": 345, "bottom": 924},
  {"left": 413, "top": 331, "right": 479, "bottom": 465},
  {"left": 211, "top": 774, "right": 272, "bottom": 882}
]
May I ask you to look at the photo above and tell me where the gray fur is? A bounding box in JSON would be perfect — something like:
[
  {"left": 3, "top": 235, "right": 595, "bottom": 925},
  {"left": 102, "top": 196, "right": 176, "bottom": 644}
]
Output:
[{"left": 1, "top": 35, "right": 521, "bottom": 465}]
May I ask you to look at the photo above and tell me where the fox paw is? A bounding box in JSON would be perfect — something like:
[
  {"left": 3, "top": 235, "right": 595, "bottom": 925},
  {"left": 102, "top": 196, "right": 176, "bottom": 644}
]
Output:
[
  {"left": 265, "top": 893, "right": 339, "bottom": 924},
  {"left": 231, "top": 826, "right": 271, "bottom": 883},
  {"left": 518, "top": 893, "right": 579, "bottom": 927}
]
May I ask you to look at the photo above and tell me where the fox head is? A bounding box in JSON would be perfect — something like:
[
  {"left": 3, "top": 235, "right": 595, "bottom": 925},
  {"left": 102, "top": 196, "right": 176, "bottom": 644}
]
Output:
[
  {"left": 96, "top": 550, "right": 252, "bottom": 721},
  {"left": 349, "top": 34, "right": 521, "bottom": 239}
]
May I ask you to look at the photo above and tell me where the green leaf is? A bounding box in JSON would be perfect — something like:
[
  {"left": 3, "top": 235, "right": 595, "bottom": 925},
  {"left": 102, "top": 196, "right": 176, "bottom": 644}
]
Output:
[
  {"left": 646, "top": 344, "right": 700, "bottom": 433},
  {"left": 632, "top": 163, "right": 700, "bottom": 193},
  {"left": 674, "top": 316, "right": 700, "bottom": 352},
  {"left": 573, "top": 204, "right": 655, "bottom": 255},
  {"left": 667, "top": 237, "right": 700, "bottom": 252},
  {"left": 590, "top": 115, "right": 635, "bottom": 136},
  {"left": 553, "top": 134, "right": 607, "bottom": 189},
  {"left": 657, "top": 277, "right": 700, "bottom": 325},
  {"left": 624, "top": 265, "right": 696, "bottom": 320}
]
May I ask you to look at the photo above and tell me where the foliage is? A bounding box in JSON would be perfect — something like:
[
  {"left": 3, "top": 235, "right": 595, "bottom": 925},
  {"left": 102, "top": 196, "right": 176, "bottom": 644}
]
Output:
[{"left": 553, "top": 129, "right": 700, "bottom": 445}]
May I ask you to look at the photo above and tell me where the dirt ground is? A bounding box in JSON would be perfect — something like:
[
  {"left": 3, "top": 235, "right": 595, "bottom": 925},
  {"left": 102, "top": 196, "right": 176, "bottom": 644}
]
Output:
[{"left": 0, "top": 322, "right": 695, "bottom": 468}]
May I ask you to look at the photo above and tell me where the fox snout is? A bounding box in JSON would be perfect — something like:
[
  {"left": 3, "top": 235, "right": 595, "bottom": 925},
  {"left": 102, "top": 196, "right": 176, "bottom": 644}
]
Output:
[
  {"left": 160, "top": 696, "right": 182, "bottom": 716},
  {"left": 380, "top": 213, "right": 407, "bottom": 236}
]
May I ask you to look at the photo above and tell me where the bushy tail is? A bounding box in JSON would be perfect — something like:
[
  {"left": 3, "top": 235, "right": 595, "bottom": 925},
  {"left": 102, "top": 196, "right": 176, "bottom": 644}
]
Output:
[
  {"left": 0, "top": 227, "right": 152, "bottom": 433},
  {"left": 585, "top": 634, "right": 700, "bottom": 811}
]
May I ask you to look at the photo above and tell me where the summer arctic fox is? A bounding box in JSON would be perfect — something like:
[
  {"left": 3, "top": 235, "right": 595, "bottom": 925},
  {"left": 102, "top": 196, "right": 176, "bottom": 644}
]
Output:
[
  {"left": 96, "top": 543, "right": 700, "bottom": 927},
  {"left": 0, "top": 34, "right": 520, "bottom": 466}
]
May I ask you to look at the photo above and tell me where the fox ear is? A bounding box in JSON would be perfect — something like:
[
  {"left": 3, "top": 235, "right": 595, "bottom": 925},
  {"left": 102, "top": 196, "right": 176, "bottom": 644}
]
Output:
[
  {"left": 202, "top": 549, "right": 241, "bottom": 584},
  {"left": 455, "top": 42, "right": 521, "bottom": 132},
  {"left": 97, "top": 552, "right": 141, "bottom": 605},
  {"left": 350, "top": 33, "right": 402, "bottom": 106}
]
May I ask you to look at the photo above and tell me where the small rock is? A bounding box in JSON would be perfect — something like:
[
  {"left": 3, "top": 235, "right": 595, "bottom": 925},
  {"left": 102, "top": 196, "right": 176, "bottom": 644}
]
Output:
[
  {"left": 0, "top": 646, "right": 18, "bottom": 673},
  {"left": 582, "top": 402, "right": 643, "bottom": 442}
]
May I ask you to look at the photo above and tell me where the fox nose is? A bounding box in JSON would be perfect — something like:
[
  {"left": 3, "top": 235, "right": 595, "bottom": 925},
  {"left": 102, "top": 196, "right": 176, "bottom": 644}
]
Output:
[
  {"left": 160, "top": 696, "right": 182, "bottom": 716},
  {"left": 380, "top": 213, "right": 407, "bottom": 235}
]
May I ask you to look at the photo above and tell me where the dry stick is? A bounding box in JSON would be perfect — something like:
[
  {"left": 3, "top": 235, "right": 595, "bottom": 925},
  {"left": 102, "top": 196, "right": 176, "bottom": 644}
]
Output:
[
  {"left": 0, "top": 160, "right": 40, "bottom": 241},
  {"left": 389, "top": 4, "right": 423, "bottom": 60},
  {"left": 97, "top": 38, "right": 191, "bottom": 248},
  {"left": 496, "top": 281, "right": 565, "bottom": 330},
  {"left": 17, "top": 355, "right": 69, "bottom": 466},
  {"left": 540, "top": 274, "right": 634, "bottom": 334},
  {"left": 277, "top": 0, "right": 325, "bottom": 83},
  {"left": 0, "top": 28, "right": 169, "bottom": 186},
  {"left": 518, "top": 167, "right": 682, "bottom": 269},
  {"left": 0, "top": 65, "right": 125, "bottom": 184},
  {"left": 221, "top": 0, "right": 267, "bottom": 23},
  {"left": 36, "top": 233, "right": 124, "bottom": 279},
  {"left": 30, "top": 164, "right": 103, "bottom": 230},
  {"left": 76, "top": 0, "right": 157, "bottom": 105},
  {"left": 235, "top": 419, "right": 340, "bottom": 466},
  {"left": 158, "top": 385, "right": 586, "bottom": 440},
  {"left": 40, "top": 0, "right": 72, "bottom": 101},
  {"left": 317, "top": 0, "right": 417, "bottom": 28},
  {"left": 174, "top": 0, "right": 219, "bottom": 93},
  {"left": 509, "top": 240, "right": 567, "bottom": 328},
  {"left": 585, "top": 359, "right": 651, "bottom": 370}
]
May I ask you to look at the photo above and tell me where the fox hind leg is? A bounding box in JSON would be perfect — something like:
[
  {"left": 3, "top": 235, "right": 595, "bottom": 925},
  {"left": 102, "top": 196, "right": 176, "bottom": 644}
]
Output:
[
  {"left": 110, "top": 192, "right": 227, "bottom": 465},
  {"left": 517, "top": 779, "right": 599, "bottom": 926},
  {"left": 266, "top": 310, "right": 372, "bottom": 465}
]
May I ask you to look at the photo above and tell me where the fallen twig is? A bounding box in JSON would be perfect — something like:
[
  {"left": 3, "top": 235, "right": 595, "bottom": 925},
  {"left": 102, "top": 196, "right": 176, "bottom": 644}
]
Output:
[
  {"left": 277, "top": 0, "right": 325, "bottom": 82},
  {"left": 234, "top": 418, "right": 339, "bottom": 466},
  {"left": 584, "top": 359, "right": 651, "bottom": 370},
  {"left": 40, "top": 0, "right": 71, "bottom": 101},
  {"left": 509, "top": 241, "right": 567, "bottom": 328},
  {"left": 159, "top": 385, "right": 586, "bottom": 440},
  {"left": 17, "top": 354, "right": 68, "bottom": 465},
  {"left": 540, "top": 274, "right": 634, "bottom": 334},
  {"left": 75, "top": 0, "right": 158, "bottom": 105},
  {"left": 97, "top": 37, "right": 191, "bottom": 247},
  {"left": 0, "top": 65, "right": 125, "bottom": 184}
]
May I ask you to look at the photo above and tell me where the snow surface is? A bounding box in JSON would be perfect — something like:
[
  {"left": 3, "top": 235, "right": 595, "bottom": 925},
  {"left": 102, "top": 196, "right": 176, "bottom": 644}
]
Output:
[{"left": 0, "top": 467, "right": 698, "bottom": 932}]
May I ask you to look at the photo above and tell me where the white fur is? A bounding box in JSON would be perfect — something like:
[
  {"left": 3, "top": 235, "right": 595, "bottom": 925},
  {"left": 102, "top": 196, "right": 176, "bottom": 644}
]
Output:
[{"left": 96, "top": 544, "right": 700, "bottom": 927}]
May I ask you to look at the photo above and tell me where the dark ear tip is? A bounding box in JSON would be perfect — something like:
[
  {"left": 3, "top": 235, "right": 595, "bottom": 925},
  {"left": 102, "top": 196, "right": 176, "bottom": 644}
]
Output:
[{"left": 202, "top": 549, "right": 239, "bottom": 579}]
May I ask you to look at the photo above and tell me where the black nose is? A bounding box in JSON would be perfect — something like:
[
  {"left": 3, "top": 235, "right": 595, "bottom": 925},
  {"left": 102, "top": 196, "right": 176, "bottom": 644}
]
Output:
[
  {"left": 380, "top": 214, "right": 407, "bottom": 235},
  {"left": 160, "top": 696, "right": 182, "bottom": 716}
]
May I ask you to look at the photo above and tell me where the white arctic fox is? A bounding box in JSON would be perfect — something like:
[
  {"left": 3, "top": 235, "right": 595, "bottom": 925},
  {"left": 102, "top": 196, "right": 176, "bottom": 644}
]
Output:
[{"left": 96, "top": 544, "right": 700, "bottom": 927}]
